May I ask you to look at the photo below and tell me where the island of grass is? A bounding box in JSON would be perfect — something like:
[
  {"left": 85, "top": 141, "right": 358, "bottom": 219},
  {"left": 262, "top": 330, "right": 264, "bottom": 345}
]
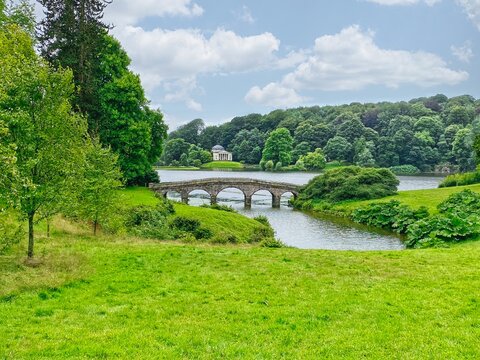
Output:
[{"left": 201, "top": 161, "right": 244, "bottom": 170}]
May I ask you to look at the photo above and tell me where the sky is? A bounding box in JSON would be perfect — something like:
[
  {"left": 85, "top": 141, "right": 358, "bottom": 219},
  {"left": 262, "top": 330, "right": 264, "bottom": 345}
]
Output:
[{"left": 33, "top": 0, "right": 480, "bottom": 130}]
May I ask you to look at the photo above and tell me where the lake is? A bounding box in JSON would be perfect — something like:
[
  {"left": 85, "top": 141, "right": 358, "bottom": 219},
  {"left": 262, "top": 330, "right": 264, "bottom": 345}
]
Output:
[{"left": 157, "top": 169, "right": 444, "bottom": 250}]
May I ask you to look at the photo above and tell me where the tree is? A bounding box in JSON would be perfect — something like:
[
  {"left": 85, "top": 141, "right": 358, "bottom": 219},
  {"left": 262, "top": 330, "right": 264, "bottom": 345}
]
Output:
[
  {"left": 169, "top": 118, "right": 205, "bottom": 144},
  {"left": 294, "top": 122, "right": 333, "bottom": 149},
  {"left": 336, "top": 116, "right": 366, "bottom": 143},
  {"left": 230, "top": 128, "right": 265, "bottom": 164},
  {"left": 452, "top": 128, "right": 475, "bottom": 171},
  {"left": 324, "top": 136, "right": 353, "bottom": 162},
  {"left": 261, "top": 128, "right": 293, "bottom": 166},
  {"left": 37, "top": 0, "right": 110, "bottom": 131},
  {"left": 0, "top": 122, "right": 17, "bottom": 207},
  {"left": 299, "top": 149, "right": 327, "bottom": 171},
  {"left": 187, "top": 144, "right": 212, "bottom": 165},
  {"left": 76, "top": 139, "right": 122, "bottom": 235},
  {"left": 0, "top": 22, "right": 87, "bottom": 258},
  {"left": 292, "top": 141, "right": 313, "bottom": 163},
  {"left": 447, "top": 105, "right": 474, "bottom": 126},
  {"left": 95, "top": 35, "right": 167, "bottom": 184},
  {"left": 414, "top": 116, "right": 444, "bottom": 143},
  {"left": 163, "top": 138, "right": 191, "bottom": 165}
]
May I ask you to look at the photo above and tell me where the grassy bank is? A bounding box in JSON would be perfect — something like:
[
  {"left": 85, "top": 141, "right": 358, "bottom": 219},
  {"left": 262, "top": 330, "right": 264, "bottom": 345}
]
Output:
[
  {"left": 314, "top": 183, "right": 480, "bottom": 215},
  {"left": 1, "top": 222, "right": 480, "bottom": 358},
  {"left": 201, "top": 161, "right": 244, "bottom": 170}
]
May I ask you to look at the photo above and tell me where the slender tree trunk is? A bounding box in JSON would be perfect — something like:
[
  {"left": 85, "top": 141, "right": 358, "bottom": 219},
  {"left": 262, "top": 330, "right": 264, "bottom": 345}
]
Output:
[
  {"left": 46, "top": 218, "right": 50, "bottom": 238},
  {"left": 93, "top": 220, "right": 97, "bottom": 236},
  {"left": 28, "top": 212, "right": 35, "bottom": 258}
]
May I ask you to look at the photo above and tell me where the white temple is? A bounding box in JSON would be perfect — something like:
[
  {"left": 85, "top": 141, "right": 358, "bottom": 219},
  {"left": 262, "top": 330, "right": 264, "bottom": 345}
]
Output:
[{"left": 212, "top": 145, "right": 232, "bottom": 161}]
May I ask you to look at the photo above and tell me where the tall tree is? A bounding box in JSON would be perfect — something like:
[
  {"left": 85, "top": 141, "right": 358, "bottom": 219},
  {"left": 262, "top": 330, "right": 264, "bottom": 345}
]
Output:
[
  {"left": 261, "top": 128, "right": 293, "bottom": 166},
  {"left": 1, "top": 22, "right": 87, "bottom": 258},
  {"left": 37, "top": 0, "right": 110, "bottom": 131}
]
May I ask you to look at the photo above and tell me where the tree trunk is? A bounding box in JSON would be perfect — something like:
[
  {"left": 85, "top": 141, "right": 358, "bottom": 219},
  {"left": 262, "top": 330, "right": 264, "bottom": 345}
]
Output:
[
  {"left": 46, "top": 218, "right": 50, "bottom": 238},
  {"left": 93, "top": 220, "right": 97, "bottom": 236},
  {"left": 28, "top": 212, "right": 35, "bottom": 258}
]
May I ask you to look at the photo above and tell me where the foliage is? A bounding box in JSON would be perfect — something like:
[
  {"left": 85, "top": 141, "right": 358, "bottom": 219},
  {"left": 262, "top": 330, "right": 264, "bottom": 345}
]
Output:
[
  {"left": 75, "top": 139, "right": 123, "bottom": 235},
  {"left": 298, "top": 166, "right": 399, "bottom": 203},
  {"left": 389, "top": 165, "right": 421, "bottom": 175},
  {"left": 260, "top": 237, "right": 286, "bottom": 248},
  {"left": 229, "top": 128, "right": 264, "bottom": 164},
  {"left": 261, "top": 128, "right": 293, "bottom": 167},
  {"left": 200, "top": 204, "right": 237, "bottom": 213},
  {"left": 125, "top": 203, "right": 173, "bottom": 240},
  {"left": 0, "top": 212, "right": 23, "bottom": 254},
  {"left": 253, "top": 215, "right": 271, "bottom": 227},
  {"left": 0, "top": 22, "right": 87, "bottom": 257},
  {"left": 351, "top": 201, "right": 429, "bottom": 234},
  {"left": 437, "top": 189, "right": 480, "bottom": 215},
  {"left": 324, "top": 136, "right": 353, "bottom": 162},
  {"left": 168, "top": 118, "right": 205, "bottom": 144},
  {"left": 439, "top": 170, "right": 480, "bottom": 187},
  {"left": 298, "top": 148, "right": 327, "bottom": 171}
]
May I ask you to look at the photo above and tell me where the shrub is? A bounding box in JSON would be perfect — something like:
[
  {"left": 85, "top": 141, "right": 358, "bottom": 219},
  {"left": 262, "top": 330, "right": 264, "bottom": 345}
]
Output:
[
  {"left": 125, "top": 204, "right": 171, "bottom": 239},
  {"left": 389, "top": 165, "right": 420, "bottom": 175},
  {"left": 298, "top": 166, "right": 399, "bottom": 203},
  {"left": 0, "top": 213, "right": 23, "bottom": 254},
  {"left": 200, "top": 203, "right": 237, "bottom": 213},
  {"left": 351, "top": 201, "right": 429, "bottom": 234},
  {"left": 439, "top": 170, "right": 480, "bottom": 188},
  {"left": 275, "top": 161, "right": 283, "bottom": 171},
  {"left": 249, "top": 225, "right": 275, "bottom": 243},
  {"left": 193, "top": 227, "right": 213, "bottom": 240},
  {"left": 260, "top": 238, "right": 286, "bottom": 248},
  {"left": 169, "top": 216, "right": 200, "bottom": 232},
  {"left": 437, "top": 189, "right": 480, "bottom": 214},
  {"left": 210, "top": 232, "right": 239, "bottom": 244},
  {"left": 253, "top": 215, "right": 271, "bottom": 227},
  {"left": 265, "top": 160, "right": 274, "bottom": 171}
]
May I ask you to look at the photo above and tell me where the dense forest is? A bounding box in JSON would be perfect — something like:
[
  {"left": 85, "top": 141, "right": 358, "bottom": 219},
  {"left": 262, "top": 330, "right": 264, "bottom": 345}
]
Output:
[{"left": 165, "top": 94, "right": 480, "bottom": 172}]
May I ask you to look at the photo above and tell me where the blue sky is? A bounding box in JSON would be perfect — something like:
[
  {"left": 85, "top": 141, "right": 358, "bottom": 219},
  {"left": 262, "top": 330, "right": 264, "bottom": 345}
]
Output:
[{"left": 80, "top": 1, "right": 480, "bottom": 129}]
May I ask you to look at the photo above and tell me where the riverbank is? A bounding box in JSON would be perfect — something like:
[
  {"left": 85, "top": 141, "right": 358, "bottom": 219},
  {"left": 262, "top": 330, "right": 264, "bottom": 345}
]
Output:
[{"left": 1, "top": 216, "right": 479, "bottom": 358}]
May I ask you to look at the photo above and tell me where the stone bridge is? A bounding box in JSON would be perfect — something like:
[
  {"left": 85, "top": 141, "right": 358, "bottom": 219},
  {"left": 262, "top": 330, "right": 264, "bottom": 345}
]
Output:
[{"left": 149, "top": 178, "right": 301, "bottom": 208}]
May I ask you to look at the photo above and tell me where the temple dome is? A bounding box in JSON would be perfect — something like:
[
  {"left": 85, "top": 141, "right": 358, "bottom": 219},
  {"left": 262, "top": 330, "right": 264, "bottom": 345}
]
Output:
[{"left": 212, "top": 145, "right": 225, "bottom": 151}]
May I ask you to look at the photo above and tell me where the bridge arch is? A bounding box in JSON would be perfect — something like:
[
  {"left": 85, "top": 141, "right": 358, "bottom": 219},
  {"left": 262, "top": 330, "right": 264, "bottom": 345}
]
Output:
[{"left": 186, "top": 189, "right": 211, "bottom": 205}]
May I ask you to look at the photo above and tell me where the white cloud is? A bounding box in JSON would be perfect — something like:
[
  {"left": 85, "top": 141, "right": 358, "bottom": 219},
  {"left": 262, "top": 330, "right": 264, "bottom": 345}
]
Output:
[
  {"left": 247, "top": 25, "right": 468, "bottom": 106},
  {"left": 365, "top": 0, "right": 441, "bottom": 5},
  {"left": 245, "top": 83, "right": 306, "bottom": 107},
  {"left": 238, "top": 5, "right": 255, "bottom": 24},
  {"left": 114, "top": 26, "right": 280, "bottom": 110},
  {"left": 455, "top": 0, "right": 480, "bottom": 30},
  {"left": 105, "top": 0, "right": 204, "bottom": 26},
  {"left": 451, "top": 41, "right": 474, "bottom": 62}
]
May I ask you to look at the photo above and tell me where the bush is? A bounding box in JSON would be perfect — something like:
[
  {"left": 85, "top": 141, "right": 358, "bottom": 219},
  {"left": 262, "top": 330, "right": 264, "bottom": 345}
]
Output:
[
  {"left": 265, "top": 160, "right": 274, "bottom": 171},
  {"left": 169, "top": 216, "right": 200, "bottom": 232},
  {"left": 125, "top": 204, "right": 171, "bottom": 239},
  {"left": 437, "top": 189, "right": 480, "bottom": 214},
  {"left": 200, "top": 203, "right": 237, "bottom": 213},
  {"left": 210, "top": 232, "right": 239, "bottom": 244},
  {"left": 260, "top": 238, "right": 286, "bottom": 248},
  {"left": 253, "top": 215, "right": 271, "bottom": 227},
  {"left": 193, "top": 227, "right": 213, "bottom": 240},
  {"left": 439, "top": 170, "right": 480, "bottom": 188},
  {"left": 249, "top": 225, "right": 275, "bottom": 243},
  {"left": 298, "top": 166, "right": 399, "bottom": 203},
  {"left": 275, "top": 161, "right": 283, "bottom": 171},
  {"left": 351, "top": 201, "right": 429, "bottom": 234},
  {"left": 0, "top": 213, "right": 23, "bottom": 254},
  {"left": 389, "top": 165, "right": 420, "bottom": 175}
]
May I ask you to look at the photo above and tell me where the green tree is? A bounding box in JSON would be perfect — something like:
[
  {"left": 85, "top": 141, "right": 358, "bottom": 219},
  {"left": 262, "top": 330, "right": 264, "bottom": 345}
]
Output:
[
  {"left": 230, "top": 128, "right": 265, "bottom": 164},
  {"left": 324, "top": 136, "right": 353, "bottom": 162},
  {"left": 261, "top": 128, "right": 293, "bottom": 166},
  {"left": 452, "top": 128, "right": 475, "bottom": 171},
  {"left": 76, "top": 139, "right": 123, "bottom": 235},
  {"left": 95, "top": 35, "right": 167, "bottom": 184},
  {"left": 0, "top": 22, "right": 87, "bottom": 258},
  {"left": 447, "top": 105, "right": 474, "bottom": 126},
  {"left": 336, "top": 116, "right": 366, "bottom": 143},
  {"left": 169, "top": 118, "right": 205, "bottom": 144},
  {"left": 163, "top": 138, "right": 191, "bottom": 165},
  {"left": 299, "top": 149, "right": 327, "bottom": 171},
  {"left": 187, "top": 144, "right": 212, "bottom": 165},
  {"left": 292, "top": 141, "right": 313, "bottom": 163},
  {"left": 37, "top": 0, "right": 110, "bottom": 130},
  {"left": 0, "top": 122, "right": 17, "bottom": 207}
]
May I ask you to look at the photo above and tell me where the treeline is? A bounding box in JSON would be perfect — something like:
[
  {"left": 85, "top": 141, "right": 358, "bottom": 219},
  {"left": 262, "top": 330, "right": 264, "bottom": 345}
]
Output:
[
  {"left": 166, "top": 94, "right": 480, "bottom": 172},
  {"left": 0, "top": 0, "right": 167, "bottom": 257}
]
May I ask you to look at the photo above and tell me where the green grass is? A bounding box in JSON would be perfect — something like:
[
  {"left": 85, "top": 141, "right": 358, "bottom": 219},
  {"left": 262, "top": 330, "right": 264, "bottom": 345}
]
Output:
[
  {"left": 324, "top": 183, "right": 480, "bottom": 215},
  {"left": 155, "top": 166, "right": 200, "bottom": 170},
  {"left": 2, "top": 186, "right": 480, "bottom": 358},
  {"left": 201, "top": 161, "right": 244, "bottom": 170},
  {"left": 1, "top": 224, "right": 480, "bottom": 358}
]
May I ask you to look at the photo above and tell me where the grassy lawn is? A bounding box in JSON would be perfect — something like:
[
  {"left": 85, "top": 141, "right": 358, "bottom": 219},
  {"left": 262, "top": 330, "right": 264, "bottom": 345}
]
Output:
[
  {"left": 327, "top": 183, "right": 480, "bottom": 214},
  {"left": 155, "top": 166, "right": 200, "bottom": 171},
  {"left": 1, "top": 223, "right": 479, "bottom": 358},
  {"left": 201, "top": 161, "right": 244, "bottom": 170},
  {"left": 2, "top": 186, "right": 480, "bottom": 358}
]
